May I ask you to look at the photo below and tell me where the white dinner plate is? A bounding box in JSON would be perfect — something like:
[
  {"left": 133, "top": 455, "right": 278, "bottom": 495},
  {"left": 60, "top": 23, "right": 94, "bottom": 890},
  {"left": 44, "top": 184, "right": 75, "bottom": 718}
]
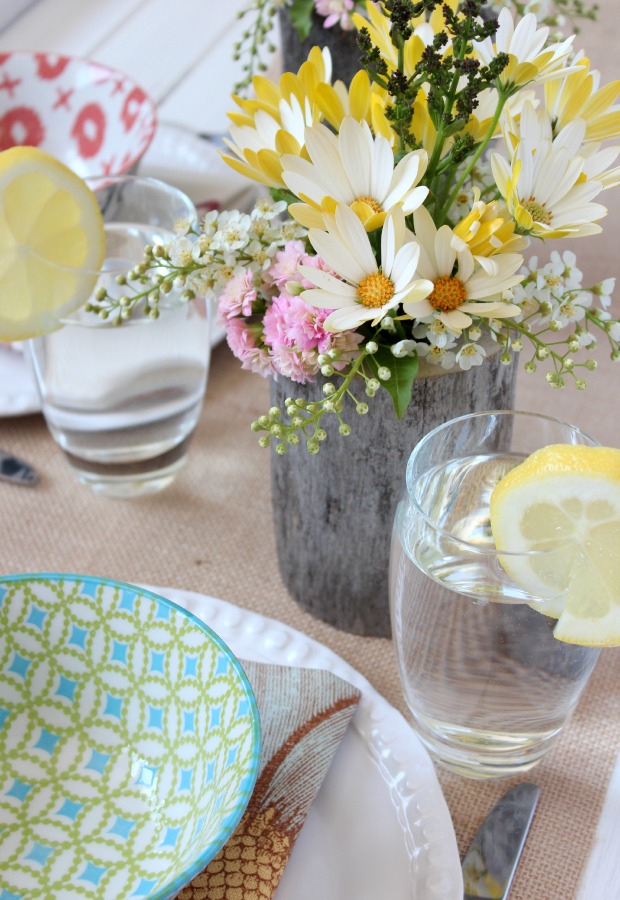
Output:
[
  {"left": 137, "top": 121, "right": 260, "bottom": 214},
  {"left": 150, "top": 586, "right": 463, "bottom": 900}
]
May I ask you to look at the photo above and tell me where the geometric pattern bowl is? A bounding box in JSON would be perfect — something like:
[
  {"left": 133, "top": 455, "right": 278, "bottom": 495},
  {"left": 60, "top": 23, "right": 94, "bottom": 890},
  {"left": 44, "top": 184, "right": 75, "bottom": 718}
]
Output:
[
  {"left": 0, "top": 573, "right": 260, "bottom": 900},
  {"left": 0, "top": 52, "right": 157, "bottom": 177}
]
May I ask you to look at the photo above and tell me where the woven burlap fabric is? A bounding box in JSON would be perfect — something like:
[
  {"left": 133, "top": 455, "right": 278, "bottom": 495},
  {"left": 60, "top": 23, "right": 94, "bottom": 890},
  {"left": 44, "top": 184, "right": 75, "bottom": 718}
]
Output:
[{"left": 2, "top": 342, "right": 619, "bottom": 899}]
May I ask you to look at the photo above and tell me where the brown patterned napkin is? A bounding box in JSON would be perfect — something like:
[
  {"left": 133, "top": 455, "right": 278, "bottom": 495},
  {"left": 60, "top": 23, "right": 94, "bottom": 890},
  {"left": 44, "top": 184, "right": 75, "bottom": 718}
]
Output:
[{"left": 174, "top": 662, "right": 361, "bottom": 900}]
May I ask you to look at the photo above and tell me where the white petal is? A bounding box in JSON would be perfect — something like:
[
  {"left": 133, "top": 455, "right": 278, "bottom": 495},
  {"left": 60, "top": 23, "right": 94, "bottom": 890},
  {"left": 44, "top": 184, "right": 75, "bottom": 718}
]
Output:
[
  {"left": 397, "top": 279, "right": 434, "bottom": 305},
  {"left": 301, "top": 287, "right": 357, "bottom": 310},
  {"left": 403, "top": 296, "right": 434, "bottom": 317},
  {"left": 297, "top": 266, "right": 352, "bottom": 294},
  {"left": 335, "top": 204, "right": 378, "bottom": 273},
  {"left": 470, "top": 255, "right": 498, "bottom": 278},
  {"left": 339, "top": 118, "right": 373, "bottom": 198},
  {"left": 308, "top": 229, "right": 367, "bottom": 285},
  {"left": 440, "top": 309, "right": 472, "bottom": 331},
  {"left": 390, "top": 243, "right": 421, "bottom": 291},
  {"left": 435, "top": 226, "right": 457, "bottom": 276},
  {"left": 398, "top": 185, "right": 429, "bottom": 214},
  {"left": 324, "top": 305, "right": 373, "bottom": 332},
  {"left": 370, "top": 131, "right": 396, "bottom": 202}
]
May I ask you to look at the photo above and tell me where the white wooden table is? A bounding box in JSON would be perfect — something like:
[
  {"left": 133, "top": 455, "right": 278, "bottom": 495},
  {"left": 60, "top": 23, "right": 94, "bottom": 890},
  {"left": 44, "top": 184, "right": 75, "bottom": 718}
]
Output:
[{"left": 0, "top": 2, "right": 618, "bottom": 897}]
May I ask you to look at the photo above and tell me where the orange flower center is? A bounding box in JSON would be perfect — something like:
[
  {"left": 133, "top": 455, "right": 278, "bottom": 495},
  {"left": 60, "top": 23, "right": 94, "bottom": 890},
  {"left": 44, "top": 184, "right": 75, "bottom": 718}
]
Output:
[
  {"left": 356, "top": 196, "right": 383, "bottom": 214},
  {"left": 523, "top": 197, "right": 553, "bottom": 225},
  {"left": 428, "top": 276, "right": 467, "bottom": 312},
  {"left": 357, "top": 272, "right": 395, "bottom": 309}
]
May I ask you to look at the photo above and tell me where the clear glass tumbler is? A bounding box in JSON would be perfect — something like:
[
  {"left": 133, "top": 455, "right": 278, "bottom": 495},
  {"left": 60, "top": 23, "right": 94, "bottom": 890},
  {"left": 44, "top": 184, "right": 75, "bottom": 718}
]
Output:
[
  {"left": 27, "top": 176, "right": 210, "bottom": 498},
  {"left": 390, "top": 410, "right": 601, "bottom": 779}
]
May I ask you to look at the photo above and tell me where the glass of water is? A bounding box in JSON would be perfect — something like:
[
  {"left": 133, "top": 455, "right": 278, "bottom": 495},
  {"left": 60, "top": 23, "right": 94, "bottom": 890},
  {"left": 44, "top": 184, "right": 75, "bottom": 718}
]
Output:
[
  {"left": 390, "top": 410, "right": 601, "bottom": 779},
  {"left": 27, "top": 176, "right": 211, "bottom": 498}
]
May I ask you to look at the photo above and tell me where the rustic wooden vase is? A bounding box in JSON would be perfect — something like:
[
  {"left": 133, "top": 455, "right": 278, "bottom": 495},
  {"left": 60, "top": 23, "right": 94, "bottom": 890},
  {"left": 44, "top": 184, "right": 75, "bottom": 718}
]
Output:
[
  {"left": 279, "top": 10, "right": 361, "bottom": 84},
  {"left": 270, "top": 352, "right": 518, "bottom": 638}
]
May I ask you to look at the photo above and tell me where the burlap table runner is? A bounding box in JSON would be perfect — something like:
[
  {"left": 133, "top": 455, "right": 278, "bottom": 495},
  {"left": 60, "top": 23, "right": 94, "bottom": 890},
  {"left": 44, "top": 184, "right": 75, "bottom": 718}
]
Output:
[{"left": 2, "top": 342, "right": 619, "bottom": 899}]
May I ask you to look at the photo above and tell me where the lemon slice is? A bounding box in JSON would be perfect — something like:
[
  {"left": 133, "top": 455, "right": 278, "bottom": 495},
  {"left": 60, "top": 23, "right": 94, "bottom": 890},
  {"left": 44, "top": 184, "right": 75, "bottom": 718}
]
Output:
[
  {"left": 0, "top": 146, "right": 105, "bottom": 340},
  {"left": 490, "top": 444, "right": 620, "bottom": 647}
]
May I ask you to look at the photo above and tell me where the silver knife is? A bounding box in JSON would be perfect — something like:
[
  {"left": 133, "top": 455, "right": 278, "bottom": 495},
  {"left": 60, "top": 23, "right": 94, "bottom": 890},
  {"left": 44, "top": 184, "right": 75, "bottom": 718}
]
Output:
[
  {"left": 462, "top": 783, "right": 540, "bottom": 899},
  {"left": 0, "top": 449, "right": 38, "bottom": 486}
]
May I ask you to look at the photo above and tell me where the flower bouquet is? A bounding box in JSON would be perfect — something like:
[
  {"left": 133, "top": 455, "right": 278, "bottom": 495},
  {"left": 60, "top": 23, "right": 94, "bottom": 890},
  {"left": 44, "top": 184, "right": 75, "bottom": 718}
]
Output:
[
  {"left": 87, "top": 0, "right": 620, "bottom": 633},
  {"left": 92, "top": 0, "right": 620, "bottom": 458}
]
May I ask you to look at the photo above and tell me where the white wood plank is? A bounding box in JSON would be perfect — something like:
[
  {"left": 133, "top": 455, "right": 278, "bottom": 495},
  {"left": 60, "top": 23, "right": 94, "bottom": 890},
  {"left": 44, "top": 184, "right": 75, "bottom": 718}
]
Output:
[
  {"left": 0, "top": 0, "right": 147, "bottom": 56},
  {"left": 87, "top": 0, "right": 247, "bottom": 104},
  {"left": 158, "top": 13, "right": 280, "bottom": 135}
]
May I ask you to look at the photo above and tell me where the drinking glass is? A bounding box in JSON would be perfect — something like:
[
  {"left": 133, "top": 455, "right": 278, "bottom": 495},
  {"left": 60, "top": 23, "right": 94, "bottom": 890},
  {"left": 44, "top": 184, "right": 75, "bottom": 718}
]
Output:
[
  {"left": 27, "top": 176, "right": 210, "bottom": 498},
  {"left": 390, "top": 410, "right": 601, "bottom": 779}
]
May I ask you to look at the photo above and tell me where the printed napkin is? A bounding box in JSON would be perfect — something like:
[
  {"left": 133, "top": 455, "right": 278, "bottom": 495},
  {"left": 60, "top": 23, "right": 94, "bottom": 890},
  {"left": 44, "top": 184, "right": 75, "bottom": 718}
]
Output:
[{"left": 174, "top": 662, "right": 361, "bottom": 900}]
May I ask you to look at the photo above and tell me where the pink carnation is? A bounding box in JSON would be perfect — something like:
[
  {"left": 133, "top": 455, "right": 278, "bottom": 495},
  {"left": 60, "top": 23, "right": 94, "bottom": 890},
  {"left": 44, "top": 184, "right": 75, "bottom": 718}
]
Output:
[
  {"left": 217, "top": 270, "right": 258, "bottom": 321},
  {"left": 264, "top": 240, "right": 307, "bottom": 292},
  {"left": 226, "top": 319, "right": 277, "bottom": 377},
  {"left": 314, "top": 0, "right": 355, "bottom": 29},
  {"left": 262, "top": 291, "right": 363, "bottom": 382}
]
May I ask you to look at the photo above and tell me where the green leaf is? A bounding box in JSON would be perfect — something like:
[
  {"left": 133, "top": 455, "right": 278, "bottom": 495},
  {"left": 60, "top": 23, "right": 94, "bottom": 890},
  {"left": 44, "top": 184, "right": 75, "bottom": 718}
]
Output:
[
  {"left": 368, "top": 346, "right": 419, "bottom": 420},
  {"left": 289, "top": 0, "right": 315, "bottom": 41}
]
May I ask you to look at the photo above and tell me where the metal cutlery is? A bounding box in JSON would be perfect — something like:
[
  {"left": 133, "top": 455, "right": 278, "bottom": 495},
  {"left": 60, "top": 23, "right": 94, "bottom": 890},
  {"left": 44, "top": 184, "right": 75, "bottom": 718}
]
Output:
[
  {"left": 462, "top": 783, "right": 540, "bottom": 899},
  {"left": 0, "top": 449, "right": 38, "bottom": 486}
]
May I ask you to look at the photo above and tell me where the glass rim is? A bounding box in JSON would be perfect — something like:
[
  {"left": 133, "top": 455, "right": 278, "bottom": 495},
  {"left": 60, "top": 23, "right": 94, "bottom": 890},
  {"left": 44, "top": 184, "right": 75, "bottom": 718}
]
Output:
[
  {"left": 405, "top": 408, "right": 600, "bottom": 560},
  {"left": 27, "top": 173, "right": 197, "bottom": 280}
]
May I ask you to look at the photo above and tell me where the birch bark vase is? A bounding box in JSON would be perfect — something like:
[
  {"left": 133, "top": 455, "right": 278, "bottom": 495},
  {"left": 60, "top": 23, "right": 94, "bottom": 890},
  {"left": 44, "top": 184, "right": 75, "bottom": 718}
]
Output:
[
  {"left": 279, "top": 10, "right": 361, "bottom": 84},
  {"left": 270, "top": 352, "right": 518, "bottom": 637}
]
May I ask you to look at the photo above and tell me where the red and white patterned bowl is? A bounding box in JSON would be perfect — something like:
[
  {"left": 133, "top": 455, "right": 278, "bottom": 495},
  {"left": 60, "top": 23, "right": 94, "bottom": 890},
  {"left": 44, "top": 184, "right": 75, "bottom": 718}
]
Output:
[{"left": 0, "top": 51, "right": 157, "bottom": 176}]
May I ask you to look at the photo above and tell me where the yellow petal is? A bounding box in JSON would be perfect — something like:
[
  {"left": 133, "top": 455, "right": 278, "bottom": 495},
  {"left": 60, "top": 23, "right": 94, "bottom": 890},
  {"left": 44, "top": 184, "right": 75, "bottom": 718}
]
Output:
[{"left": 288, "top": 203, "right": 326, "bottom": 229}]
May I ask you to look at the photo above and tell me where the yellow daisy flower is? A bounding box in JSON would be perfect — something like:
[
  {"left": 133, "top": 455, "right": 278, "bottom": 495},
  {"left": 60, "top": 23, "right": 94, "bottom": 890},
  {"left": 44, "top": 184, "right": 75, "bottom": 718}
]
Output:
[
  {"left": 453, "top": 191, "right": 530, "bottom": 256},
  {"left": 222, "top": 47, "right": 332, "bottom": 188},
  {"left": 545, "top": 53, "right": 620, "bottom": 143}
]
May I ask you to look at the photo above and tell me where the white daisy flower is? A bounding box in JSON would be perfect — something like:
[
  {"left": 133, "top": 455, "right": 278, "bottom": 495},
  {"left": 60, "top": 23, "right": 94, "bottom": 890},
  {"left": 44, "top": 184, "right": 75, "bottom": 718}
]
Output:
[
  {"left": 473, "top": 9, "right": 577, "bottom": 90},
  {"left": 281, "top": 118, "right": 429, "bottom": 232},
  {"left": 299, "top": 204, "right": 433, "bottom": 332},
  {"left": 492, "top": 104, "right": 608, "bottom": 240},
  {"left": 401, "top": 206, "right": 523, "bottom": 333}
]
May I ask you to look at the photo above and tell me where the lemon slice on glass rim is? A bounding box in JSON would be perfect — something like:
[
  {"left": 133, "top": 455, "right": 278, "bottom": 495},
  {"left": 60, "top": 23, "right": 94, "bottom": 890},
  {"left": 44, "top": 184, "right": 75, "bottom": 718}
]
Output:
[
  {"left": 490, "top": 443, "right": 620, "bottom": 647},
  {"left": 0, "top": 145, "right": 105, "bottom": 341}
]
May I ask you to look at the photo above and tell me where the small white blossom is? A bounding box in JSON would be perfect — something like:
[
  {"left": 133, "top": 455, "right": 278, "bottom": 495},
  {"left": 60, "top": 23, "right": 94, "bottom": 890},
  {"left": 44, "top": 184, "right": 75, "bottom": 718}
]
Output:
[
  {"left": 212, "top": 210, "right": 252, "bottom": 251},
  {"left": 251, "top": 198, "right": 287, "bottom": 220},
  {"left": 609, "top": 322, "right": 620, "bottom": 341},
  {"left": 169, "top": 236, "right": 194, "bottom": 267},
  {"left": 456, "top": 342, "right": 487, "bottom": 370},
  {"left": 417, "top": 343, "right": 457, "bottom": 369},
  {"left": 391, "top": 339, "right": 417, "bottom": 357}
]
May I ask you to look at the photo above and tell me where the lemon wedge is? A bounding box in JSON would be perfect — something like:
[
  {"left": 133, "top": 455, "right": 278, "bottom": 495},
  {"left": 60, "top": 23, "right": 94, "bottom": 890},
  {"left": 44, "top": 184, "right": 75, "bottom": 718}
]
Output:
[
  {"left": 490, "top": 444, "right": 620, "bottom": 647},
  {"left": 0, "top": 146, "right": 105, "bottom": 340}
]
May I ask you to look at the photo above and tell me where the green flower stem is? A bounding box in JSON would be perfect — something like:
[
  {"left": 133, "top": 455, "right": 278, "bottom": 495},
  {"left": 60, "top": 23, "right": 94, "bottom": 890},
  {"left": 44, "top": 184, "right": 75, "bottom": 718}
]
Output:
[
  {"left": 425, "top": 28, "right": 471, "bottom": 192},
  {"left": 437, "top": 89, "right": 509, "bottom": 225},
  {"left": 496, "top": 319, "right": 583, "bottom": 384},
  {"left": 255, "top": 349, "right": 372, "bottom": 451}
]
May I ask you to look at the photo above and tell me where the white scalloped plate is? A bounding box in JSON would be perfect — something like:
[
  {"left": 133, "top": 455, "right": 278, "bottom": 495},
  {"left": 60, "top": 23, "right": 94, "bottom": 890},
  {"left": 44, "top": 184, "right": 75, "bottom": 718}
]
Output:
[{"left": 150, "top": 586, "right": 463, "bottom": 900}]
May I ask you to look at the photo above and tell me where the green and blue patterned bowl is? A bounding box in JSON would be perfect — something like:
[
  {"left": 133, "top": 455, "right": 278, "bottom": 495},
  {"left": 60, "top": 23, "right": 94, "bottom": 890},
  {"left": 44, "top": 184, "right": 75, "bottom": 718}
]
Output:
[{"left": 0, "top": 574, "right": 261, "bottom": 899}]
